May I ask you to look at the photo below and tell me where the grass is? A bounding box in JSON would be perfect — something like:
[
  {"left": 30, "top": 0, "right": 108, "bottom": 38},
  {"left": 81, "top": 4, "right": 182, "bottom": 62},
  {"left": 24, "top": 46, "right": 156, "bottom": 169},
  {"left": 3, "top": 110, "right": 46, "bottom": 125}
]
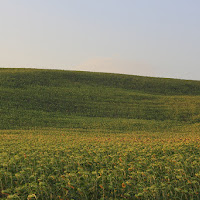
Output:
[
  {"left": 1, "top": 68, "right": 200, "bottom": 199},
  {"left": 1, "top": 68, "right": 200, "bottom": 130}
]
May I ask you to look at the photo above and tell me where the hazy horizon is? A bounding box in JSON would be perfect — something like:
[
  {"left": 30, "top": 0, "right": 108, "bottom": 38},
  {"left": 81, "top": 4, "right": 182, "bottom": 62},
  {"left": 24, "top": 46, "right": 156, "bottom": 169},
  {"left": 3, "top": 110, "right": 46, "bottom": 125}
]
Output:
[{"left": 0, "top": 0, "right": 200, "bottom": 80}]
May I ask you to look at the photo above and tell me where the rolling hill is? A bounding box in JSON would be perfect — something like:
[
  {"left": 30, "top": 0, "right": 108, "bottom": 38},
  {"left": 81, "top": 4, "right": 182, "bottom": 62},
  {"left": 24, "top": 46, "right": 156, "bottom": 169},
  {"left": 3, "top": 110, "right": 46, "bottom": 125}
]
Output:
[
  {"left": 1, "top": 68, "right": 200, "bottom": 131},
  {"left": 1, "top": 68, "right": 200, "bottom": 199}
]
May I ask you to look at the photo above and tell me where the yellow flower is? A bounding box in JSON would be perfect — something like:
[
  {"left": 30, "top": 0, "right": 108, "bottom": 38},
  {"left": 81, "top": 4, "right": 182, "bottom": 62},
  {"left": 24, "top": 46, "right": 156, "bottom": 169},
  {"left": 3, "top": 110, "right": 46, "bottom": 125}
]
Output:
[{"left": 122, "top": 183, "right": 126, "bottom": 188}]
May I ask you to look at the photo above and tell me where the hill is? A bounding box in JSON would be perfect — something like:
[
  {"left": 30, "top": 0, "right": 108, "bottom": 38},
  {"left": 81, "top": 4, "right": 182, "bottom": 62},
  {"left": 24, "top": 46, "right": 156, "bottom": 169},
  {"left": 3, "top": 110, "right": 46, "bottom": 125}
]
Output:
[{"left": 1, "top": 68, "right": 200, "bottom": 131}]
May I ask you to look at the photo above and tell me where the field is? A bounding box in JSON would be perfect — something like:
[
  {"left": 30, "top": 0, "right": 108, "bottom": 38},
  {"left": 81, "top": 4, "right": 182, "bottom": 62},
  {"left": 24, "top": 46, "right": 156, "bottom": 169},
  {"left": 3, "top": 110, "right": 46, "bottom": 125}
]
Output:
[
  {"left": 1, "top": 129, "right": 200, "bottom": 199},
  {"left": 1, "top": 68, "right": 200, "bottom": 130},
  {"left": 1, "top": 68, "right": 200, "bottom": 199}
]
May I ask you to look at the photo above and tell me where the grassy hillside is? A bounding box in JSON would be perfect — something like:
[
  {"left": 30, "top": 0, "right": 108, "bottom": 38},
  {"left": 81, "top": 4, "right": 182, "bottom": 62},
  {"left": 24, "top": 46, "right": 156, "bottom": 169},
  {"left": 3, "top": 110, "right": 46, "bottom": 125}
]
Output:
[
  {"left": 1, "top": 68, "right": 200, "bottom": 130},
  {"left": 2, "top": 68, "right": 200, "bottom": 200}
]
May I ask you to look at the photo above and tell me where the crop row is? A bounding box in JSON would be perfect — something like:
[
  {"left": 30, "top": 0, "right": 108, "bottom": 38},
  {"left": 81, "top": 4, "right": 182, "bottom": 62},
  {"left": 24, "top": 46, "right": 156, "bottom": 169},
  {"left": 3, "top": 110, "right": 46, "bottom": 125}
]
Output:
[{"left": 1, "top": 131, "right": 200, "bottom": 199}]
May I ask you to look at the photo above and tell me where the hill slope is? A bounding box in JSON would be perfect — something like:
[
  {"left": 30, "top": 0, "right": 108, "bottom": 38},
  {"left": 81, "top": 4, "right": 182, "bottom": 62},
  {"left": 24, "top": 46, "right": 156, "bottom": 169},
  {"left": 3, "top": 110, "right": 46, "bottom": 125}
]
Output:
[{"left": 1, "top": 68, "right": 200, "bottom": 131}]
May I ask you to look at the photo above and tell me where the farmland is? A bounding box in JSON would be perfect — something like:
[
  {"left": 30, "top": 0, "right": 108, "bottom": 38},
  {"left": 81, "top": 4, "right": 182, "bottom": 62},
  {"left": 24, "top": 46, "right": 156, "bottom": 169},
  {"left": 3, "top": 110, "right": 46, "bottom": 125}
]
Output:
[
  {"left": 1, "top": 68, "right": 200, "bottom": 199},
  {"left": 1, "top": 129, "right": 200, "bottom": 199}
]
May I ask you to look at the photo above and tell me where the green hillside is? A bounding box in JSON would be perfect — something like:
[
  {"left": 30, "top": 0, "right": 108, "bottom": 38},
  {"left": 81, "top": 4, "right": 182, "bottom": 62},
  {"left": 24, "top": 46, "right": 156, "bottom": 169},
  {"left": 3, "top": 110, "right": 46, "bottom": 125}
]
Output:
[
  {"left": 1, "top": 68, "right": 200, "bottom": 131},
  {"left": 1, "top": 68, "right": 200, "bottom": 200}
]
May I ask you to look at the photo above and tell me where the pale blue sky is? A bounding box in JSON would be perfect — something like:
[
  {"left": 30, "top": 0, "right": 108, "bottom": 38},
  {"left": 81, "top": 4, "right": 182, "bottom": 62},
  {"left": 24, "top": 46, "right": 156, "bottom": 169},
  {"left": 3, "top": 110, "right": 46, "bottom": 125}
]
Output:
[{"left": 0, "top": 0, "right": 200, "bottom": 80}]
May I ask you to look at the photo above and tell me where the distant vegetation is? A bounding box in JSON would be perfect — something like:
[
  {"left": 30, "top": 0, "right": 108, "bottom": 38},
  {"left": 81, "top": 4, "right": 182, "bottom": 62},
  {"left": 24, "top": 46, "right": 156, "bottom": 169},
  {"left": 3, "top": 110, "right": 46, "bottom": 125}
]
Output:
[{"left": 0, "top": 68, "right": 200, "bottom": 130}]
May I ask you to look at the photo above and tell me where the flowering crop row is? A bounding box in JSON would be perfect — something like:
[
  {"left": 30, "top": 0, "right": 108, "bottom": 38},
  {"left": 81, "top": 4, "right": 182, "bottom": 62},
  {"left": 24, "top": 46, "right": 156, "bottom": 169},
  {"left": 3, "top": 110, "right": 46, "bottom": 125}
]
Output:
[{"left": 1, "top": 130, "right": 200, "bottom": 199}]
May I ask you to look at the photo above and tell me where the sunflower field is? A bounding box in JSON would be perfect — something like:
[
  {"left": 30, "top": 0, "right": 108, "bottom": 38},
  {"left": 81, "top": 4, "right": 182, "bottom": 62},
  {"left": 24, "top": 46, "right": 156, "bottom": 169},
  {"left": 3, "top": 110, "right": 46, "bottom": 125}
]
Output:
[{"left": 1, "top": 129, "right": 200, "bottom": 200}]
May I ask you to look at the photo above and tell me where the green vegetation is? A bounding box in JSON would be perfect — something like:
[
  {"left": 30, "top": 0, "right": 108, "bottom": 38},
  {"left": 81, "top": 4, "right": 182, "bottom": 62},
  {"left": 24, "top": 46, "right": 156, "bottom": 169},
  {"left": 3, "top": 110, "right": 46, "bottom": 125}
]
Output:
[
  {"left": 1, "top": 130, "right": 200, "bottom": 199},
  {"left": 1, "top": 68, "right": 200, "bottom": 199},
  {"left": 1, "top": 68, "right": 200, "bottom": 130}
]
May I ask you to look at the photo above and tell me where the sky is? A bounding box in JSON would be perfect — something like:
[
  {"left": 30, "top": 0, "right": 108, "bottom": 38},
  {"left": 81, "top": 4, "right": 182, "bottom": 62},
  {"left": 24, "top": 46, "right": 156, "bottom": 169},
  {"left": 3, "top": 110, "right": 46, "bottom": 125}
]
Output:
[{"left": 0, "top": 0, "right": 200, "bottom": 80}]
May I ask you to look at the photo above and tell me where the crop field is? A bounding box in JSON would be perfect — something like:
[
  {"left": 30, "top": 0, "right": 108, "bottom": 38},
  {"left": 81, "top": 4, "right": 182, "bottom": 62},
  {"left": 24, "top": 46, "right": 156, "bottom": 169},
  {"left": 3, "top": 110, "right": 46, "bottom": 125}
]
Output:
[
  {"left": 1, "top": 129, "right": 200, "bottom": 200},
  {"left": 1, "top": 69, "right": 200, "bottom": 130},
  {"left": 1, "top": 69, "right": 200, "bottom": 199}
]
